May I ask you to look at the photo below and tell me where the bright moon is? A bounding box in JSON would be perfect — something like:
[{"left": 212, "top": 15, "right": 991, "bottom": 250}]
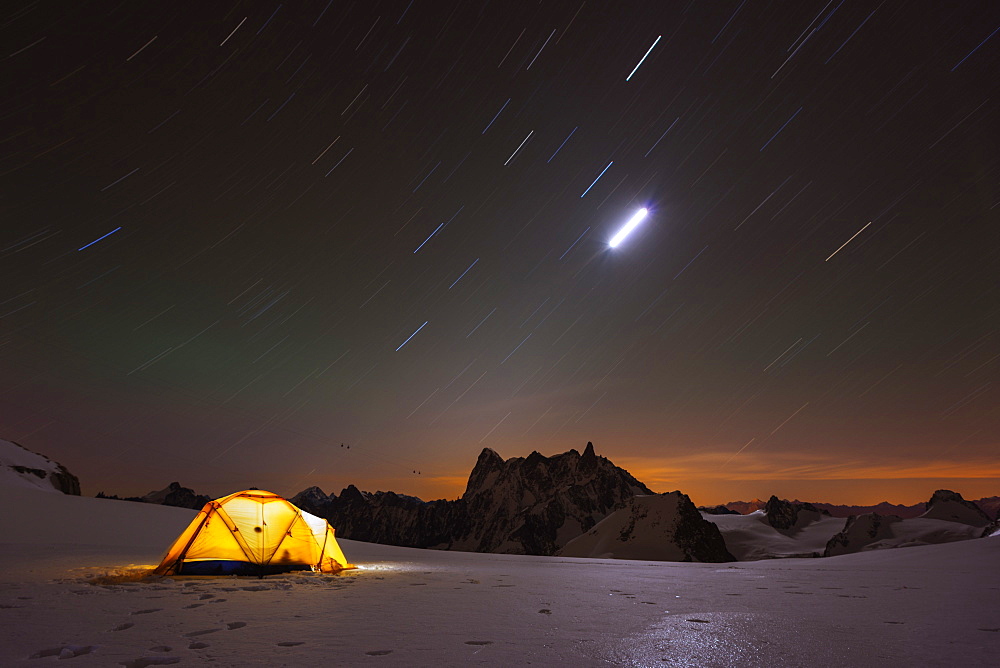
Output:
[{"left": 609, "top": 208, "right": 649, "bottom": 248}]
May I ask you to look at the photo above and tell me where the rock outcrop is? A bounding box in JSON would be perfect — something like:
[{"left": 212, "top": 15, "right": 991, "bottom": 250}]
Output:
[
  {"left": 764, "top": 495, "right": 830, "bottom": 530},
  {"left": 698, "top": 504, "right": 741, "bottom": 515},
  {"left": 98, "top": 482, "right": 210, "bottom": 509},
  {"left": 722, "top": 499, "right": 767, "bottom": 514},
  {"left": 823, "top": 513, "right": 903, "bottom": 557},
  {"left": 451, "top": 442, "right": 653, "bottom": 554},
  {"left": 142, "top": 482, "right": 211, "bottom": 510},
  {"left": 295, "top": 442, "right": 653, "bottom": 556},
  {"left": 920, "top": 490, "right": 992, "bottom": 527},
  {"left": 560, "top": 492, "right": 735, "bottom": 562},
  {"left": 975, "top": 496, "right": 1000, "bottom": 522},
  {"left": 0, "top": 439, "right": 80, "bottom": 494}
]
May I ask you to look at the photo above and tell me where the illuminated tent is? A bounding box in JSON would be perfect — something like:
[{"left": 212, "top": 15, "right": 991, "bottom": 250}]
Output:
[{"left": 154, "top": 489, "right": 353, "bottom": 575}]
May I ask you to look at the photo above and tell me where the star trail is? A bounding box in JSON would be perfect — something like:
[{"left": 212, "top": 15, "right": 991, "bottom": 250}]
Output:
[{"left": 1, "top": 1, "right": 997, "bottom": 505}]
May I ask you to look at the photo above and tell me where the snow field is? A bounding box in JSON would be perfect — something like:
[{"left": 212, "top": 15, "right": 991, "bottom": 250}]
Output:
[{"left": 1, "top": 484, "right": 998, "bottom": 666}]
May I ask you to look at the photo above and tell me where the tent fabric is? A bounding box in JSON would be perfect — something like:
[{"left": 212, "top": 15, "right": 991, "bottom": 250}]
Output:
[{"left": 154, "top": 490, "right": 353, "bottom": 576}]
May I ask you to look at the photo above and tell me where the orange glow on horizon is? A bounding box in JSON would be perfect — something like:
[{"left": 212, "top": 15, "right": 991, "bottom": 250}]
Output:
[{"left": 335, "top": 460, "right": 1000, "bottom": 508}]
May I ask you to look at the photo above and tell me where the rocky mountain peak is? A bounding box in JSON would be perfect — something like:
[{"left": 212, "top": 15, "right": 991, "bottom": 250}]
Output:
[
  {"left": 294, "top": 442, "right": 657, "bottom": 557},
  {"left": 338, "top": 484, "right": 369, "bottom": 503},
  {"left": 289, "top": 486, "right": 331, "bottom": 515},
  {"left": 142, "top": 482, "right": 210, "bottom": 509},
  {"left": 463, "top": 448, "right": 506, "bottom": 499},
  {"left": 560, "top": 491, "right": 735, "bottom": 562},
  {"left": 764, "top": 495, "right": 829, "bottom": 530},
  {"left": 699, "top": 504, "right": 741, "bottom": 515},
  {"left": 921, "top": 489, "right": 992, "bottom": 526},
  {"left": 824, "top": 512, "right": 903, "bottom": 557}
]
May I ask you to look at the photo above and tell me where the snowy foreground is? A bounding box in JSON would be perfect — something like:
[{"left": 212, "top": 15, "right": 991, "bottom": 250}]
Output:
[{"left": 1, "top": 485, "right": 998, "bottom": 667}]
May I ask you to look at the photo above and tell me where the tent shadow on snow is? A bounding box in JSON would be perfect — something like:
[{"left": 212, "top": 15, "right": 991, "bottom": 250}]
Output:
[{"left": 152, "top": 489, "right": 354, "bottom": 577}]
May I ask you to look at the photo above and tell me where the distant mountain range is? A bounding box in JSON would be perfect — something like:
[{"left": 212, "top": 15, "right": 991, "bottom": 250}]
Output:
[
  {"left": 292, "top": 442, "right": 655, "bottom": 556},
  {"left": 711, "top": 496, "right": 1000, "bottom": 520},
  {"left": 96, "top": 481, "right": 210, "bottom": 509},
  {"left": 8, "top": 434, "right": 998, "bottom": 563}
]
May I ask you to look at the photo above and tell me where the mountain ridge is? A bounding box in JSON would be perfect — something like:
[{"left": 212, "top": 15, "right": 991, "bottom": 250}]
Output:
[{"left": 293, "top": 442, "right": 653, "bottom": 556}]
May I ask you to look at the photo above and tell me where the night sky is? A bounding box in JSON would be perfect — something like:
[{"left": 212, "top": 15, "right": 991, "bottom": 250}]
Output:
[{"left": 2, "top": 1, "right": 997, "bottom": 505}]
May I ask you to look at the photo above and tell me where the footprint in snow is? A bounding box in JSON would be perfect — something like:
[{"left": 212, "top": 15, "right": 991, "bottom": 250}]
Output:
[
  {"left": 465, "top": 641, "right": 493, "bottom": 646},
  {"left": 183, "top": 629, "right": 220, "bottom": 637},
  {"left": 538, "top": 609, "right": 552, "bottom": 614},
  {"left": 686, "top": 619, "right": 711, "bottom": 624},
  {"left": 226, "top": 621, "right": 247, "bottom": 630},
  {"left": 198, "top": 593, "right": 214, "bottom": 600},
  {"left": 29, "top": 645, "right": 97, "bottom": 659},
  {"left": 209, "top": 598, "right": 227, "bottom": 603},
  {"left": 110, "top": 622, "right": 134, "bottom": 632},
  {"left": 277, "top": 642, "right": 304, "bottom": 647},
  {"left": 365, "top": 650, "right": 393, "bottom": 656},
  {"left": 119, "top": 658, "right": 181, "bottom": 668},
  {"left": 188, "top": 642, "right": 210, "bottom": 650},
  {"left": 183, "top": 603, "right": 203, "bottom": 609},
  {"left": 130, "top": 609, "right": 163, "bottom": 615},
  {"left": 148, "top": 645, "right": 172, "bottom": 652}
]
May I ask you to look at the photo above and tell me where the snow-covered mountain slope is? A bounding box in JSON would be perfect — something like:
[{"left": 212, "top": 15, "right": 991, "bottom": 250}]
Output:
[
  {"left": 703, "top": 509, "right": 846, "bottom": 560},
  {"left": 0, "top": 438, "right": 79, "bottom": 494},
  {"left": 824, "top": 513, "right": 985, "bottom": 556},
  {"left": 705, "top": 490, "right": 994, "bottom": 561},
  {"left": 0, "top": 478, "right": 192, "bottom": 548},
  {"left": 559, "top": 492, "right": 734, "bottom": 562}
]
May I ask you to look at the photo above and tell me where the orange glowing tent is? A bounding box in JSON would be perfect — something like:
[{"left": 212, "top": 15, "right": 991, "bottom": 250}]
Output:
[{"left": 154, "top": 489, "right": 353, "bottom": 575}]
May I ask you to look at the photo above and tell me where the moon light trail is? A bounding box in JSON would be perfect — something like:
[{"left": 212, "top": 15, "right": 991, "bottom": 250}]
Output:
[{"left": 609, "top": 208, "right": 649, "bottom": 248}]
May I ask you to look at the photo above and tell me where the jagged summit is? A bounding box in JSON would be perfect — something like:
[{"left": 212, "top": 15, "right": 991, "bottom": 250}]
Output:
[
  {"left": 764, "top": 495, "right": 830, "bottom": 531},
  {"left": 294, "top": 442, "right": 655, "bottom": 556},
  {"left": 453, "top": 444, "right": 653, "bottom": 554},
  {"left": 920, "top": 489, "right": 992, "bottom": 526},
  {"left": 141, "top": 482, "right": 210, "bottom": 509},
  {"left": 289, "top": 486, "right": 330, "bottom": 514}
]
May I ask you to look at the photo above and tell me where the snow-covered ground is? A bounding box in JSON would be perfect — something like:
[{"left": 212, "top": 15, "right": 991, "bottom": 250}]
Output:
[{"left": 2, "top": 483, "right": 998, "bottom": 667}]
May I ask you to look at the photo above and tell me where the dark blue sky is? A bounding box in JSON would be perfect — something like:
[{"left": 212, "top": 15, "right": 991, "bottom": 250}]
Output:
[{"left": 2, "top": 1, "right": 997, "bottom": 504}]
